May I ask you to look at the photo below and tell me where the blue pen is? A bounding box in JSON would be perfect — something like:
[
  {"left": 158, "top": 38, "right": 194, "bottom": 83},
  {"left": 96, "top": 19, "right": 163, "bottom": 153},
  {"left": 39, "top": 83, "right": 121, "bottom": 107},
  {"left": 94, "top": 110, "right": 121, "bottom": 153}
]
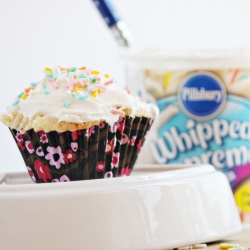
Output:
[{"left": 91, "top": 0, "right": 133, "bottom": 47}]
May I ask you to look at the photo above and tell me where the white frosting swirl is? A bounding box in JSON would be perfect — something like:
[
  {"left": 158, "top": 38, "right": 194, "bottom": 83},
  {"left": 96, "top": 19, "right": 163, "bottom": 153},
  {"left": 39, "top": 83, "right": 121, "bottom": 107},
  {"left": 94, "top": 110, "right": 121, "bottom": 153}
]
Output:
[{"left": 6, "top": 66, "right": 159, "bottom": 126}]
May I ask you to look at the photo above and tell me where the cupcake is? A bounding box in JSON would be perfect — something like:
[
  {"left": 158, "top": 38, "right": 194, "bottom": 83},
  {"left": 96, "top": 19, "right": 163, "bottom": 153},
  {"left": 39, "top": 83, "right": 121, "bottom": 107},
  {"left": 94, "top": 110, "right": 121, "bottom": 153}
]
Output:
[{"left": 1, "top": 66, "right": 158, "bottom": 183}]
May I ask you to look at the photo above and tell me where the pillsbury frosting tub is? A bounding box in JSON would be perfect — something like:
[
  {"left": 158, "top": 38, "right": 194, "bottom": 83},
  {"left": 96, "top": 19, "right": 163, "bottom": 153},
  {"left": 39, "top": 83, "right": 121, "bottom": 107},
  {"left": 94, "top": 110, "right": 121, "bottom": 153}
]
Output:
[{"left": 122, "top": 48, "right": 250, "bottom": 223}]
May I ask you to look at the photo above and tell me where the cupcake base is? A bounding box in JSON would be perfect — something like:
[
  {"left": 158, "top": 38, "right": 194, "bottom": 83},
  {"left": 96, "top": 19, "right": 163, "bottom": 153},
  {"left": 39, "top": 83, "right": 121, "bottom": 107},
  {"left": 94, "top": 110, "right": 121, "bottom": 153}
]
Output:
[{"left": 10, "top": 116, "right": 154, "bottom": 183}]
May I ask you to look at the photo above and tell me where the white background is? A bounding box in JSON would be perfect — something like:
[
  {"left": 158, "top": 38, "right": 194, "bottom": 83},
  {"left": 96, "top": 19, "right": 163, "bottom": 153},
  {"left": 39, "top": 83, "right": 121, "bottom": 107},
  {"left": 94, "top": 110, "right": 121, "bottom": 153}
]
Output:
[{"left": 1, "top": 0, "right": 250, "bottom": 173}]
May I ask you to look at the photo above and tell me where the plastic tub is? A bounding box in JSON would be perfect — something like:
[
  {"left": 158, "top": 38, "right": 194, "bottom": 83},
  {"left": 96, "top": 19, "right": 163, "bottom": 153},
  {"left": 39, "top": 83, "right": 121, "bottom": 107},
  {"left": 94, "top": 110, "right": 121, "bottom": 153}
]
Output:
[{"left": 122, "top": 48, "right": 250, "bottom": 223}]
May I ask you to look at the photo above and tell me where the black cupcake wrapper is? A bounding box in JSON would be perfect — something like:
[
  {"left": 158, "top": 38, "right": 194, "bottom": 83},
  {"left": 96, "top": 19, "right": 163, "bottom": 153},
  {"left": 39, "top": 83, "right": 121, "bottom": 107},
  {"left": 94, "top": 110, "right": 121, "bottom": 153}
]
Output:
[{"left": 9, "top": 116, "right": 154, "bottom": 183}]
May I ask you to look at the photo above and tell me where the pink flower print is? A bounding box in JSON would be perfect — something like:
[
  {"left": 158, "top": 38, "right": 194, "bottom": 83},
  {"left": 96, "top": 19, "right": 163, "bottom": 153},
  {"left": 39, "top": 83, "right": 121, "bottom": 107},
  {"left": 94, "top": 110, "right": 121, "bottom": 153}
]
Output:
[
  {"left": 96, "top": 161, "right": 105, "bottom": 172},
  {"left": 63, "top": 149, "right": 76, "bottom": 164},
  {"left": 71, "top": 142, "right": 78, "bottom": 152},
  {"left": 109, "top": 122, "right": 117, "bottom": 133},
  {"left": 34, "top": 160, "right": 52, "bottom": 182},
  {"left": 104, "top": 171, "right": 113, "bottom": 178},
  {"left": 17, "top": 141, "right": 25, "bottom": 150},
  {"left": 15, "top": 132, "right": 23, "bottom": 142},
  {"left": 37, "top": 131, "right": 48, "bottom": 144},
  {"left": 99, "top": 122, "right": 105, "bottom": 129},
  {"left": 117, "top": 119, "right": 125, "bottom": 134},
  {"left": 60, "top": 175, "right": 70, "bottom": 182},
  {"left": 128, "top": 136, "right": 136, "bottom": 146},
  {"left": 121, "top": 134, "right": 129, "bottom": 145},
  {"left": 36, "top": 146, "right": 44, "bottom": 157},
  {"left": 52, "top": 179, "right": 60, "bottom": 182},
  {"left": 119, "top": 166, "right": 131, "bottom": 177},
  {"left": 136, "top": 140, "right": 142, "bottom": 152},
  {"left": 40, "top": 134, "right": 48, "bottom": 144},
  {"left": 86, "top": 126, "right": 95, "bottom": 138},
  {"left": 111, "top": 152, "right": 120, "bottom": 169},
  {"left": 105, "top": 140, "right": 114, "bottom": 154},
  {"left": 27, "top": 166, "right": 36, "bottom": 182},
  {"left": 72, "top": 130, "right": 81, "bottom": 140},
  {"left": 45, "top": 146, "right": 65, "bottom": 169},
  {"left": 25, "top": 141, "right": 34, "bottom": 154}
]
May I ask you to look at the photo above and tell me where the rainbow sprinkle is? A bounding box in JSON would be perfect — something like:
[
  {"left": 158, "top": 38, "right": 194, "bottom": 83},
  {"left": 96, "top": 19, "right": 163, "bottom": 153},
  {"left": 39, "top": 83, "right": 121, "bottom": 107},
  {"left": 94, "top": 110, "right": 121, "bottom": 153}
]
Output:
[
  {"left": 91, "top": 90, "right": 99, "bottom": 98},
  {"left": 12, "top": 100, "right": 20, "bottom": 106},
  {"left": 240, "top": 74, "right": 249, "bottom": 79},
  {"left": 86, "top": 86, "right": 93, "bottom": 91},
  {"left": 63, "top": 101, "right": 71, "bottom": 107},
  {"left": 18, "top": 92, "right": 24, "bottom": 98},
  {"left": 91, "top": 70, "right": 100, "bottom": 75},
  {"left": 230, "top": 69, "right": 240, "bottom": 84},
  {"left": 14, "top": 66, "right": 135, "bottom": 113},
  {"left": 78, "top": 94, "right": 89, "bottom": 100},
  {"left": 52, "top": 82, "right": 59, "bottom": 89},
  {"left": 78, "top": 74, "right": 87, "bottom": 78},
  {"left": 104, "top": 80, "right": 113, "bottom": 86},
  {"left": 111, "top": 109, "right": 125, "bottom": 115},
  {"left": 22, "top": 95, "right": 27, "bottom": 100},
  {"left": 46, "top": 73, "right": 54, "bottom": 78},
  {"left": 69, "top": 67, "right": 77, "bottom": 72},
  {"left": 73, "top": 88, "right": 83, "bottom": 92},
  {"left": 124, "top": 87, "right": 131, "bottom": 94},
  {"left": 90, "top": 77, "right": 96, "bottom": 83},
  {"left": 48, "top": 78, "right": 56, "bottom": 83},
  {"left": 45, "top": 67, "right": 53, "bottom": 73},
  {"left": 78, "top": 66, "right": 86, "bottom": 70}
]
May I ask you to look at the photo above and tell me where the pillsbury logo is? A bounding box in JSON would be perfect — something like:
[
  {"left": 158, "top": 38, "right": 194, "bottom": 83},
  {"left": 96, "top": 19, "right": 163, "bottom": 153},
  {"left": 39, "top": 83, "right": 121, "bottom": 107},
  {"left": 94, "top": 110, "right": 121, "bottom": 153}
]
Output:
[{"left": 178, "top": 72, "right": 226, "bottom": 120}]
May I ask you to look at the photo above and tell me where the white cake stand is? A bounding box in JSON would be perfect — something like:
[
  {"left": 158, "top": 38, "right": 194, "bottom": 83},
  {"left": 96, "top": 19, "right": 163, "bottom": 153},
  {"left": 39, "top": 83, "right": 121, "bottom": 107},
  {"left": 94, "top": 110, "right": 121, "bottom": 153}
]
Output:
[{"left": 0, "top": 164, "right": 241, "bottom": 250}]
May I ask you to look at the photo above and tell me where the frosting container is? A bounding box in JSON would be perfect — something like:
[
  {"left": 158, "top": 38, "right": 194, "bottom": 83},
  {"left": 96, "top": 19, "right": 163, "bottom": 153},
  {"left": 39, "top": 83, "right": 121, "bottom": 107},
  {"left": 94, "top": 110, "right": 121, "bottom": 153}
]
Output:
[{"left": 122, "top": 48, "right": 250, "bottom": 223}]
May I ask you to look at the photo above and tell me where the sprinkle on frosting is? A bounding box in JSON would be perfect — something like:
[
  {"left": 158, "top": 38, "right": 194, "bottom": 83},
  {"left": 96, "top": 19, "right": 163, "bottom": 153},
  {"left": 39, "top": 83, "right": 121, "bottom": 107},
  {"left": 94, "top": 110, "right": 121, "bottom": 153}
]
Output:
[
  {"left": 63, "top": 101, "right": 71, "bottom": 107},
  {"left": 69, "top": 67, "right": 77, "bottom": 72},
  {"left": 78, "top": 94, "right": 89, "bottom": 100},
  {"left": 45, "top": 73, "right": 54, "bottom": 78},
  {"left": 3, "top": 66, "right": 159, "bottom": 130},
  {"left": 91, "top": 89, "right": 99, "bottom": 98},
  {"left": 18, "top": 92, "right": 24, "bottom": 98},
  {"left": 12, "top": 100, "right": 20, "bottom": 106},
  {"left": 45, "top": 67, "right": 53, "bottom": 73},
  {"left": 30, "top": 82, "right": 37, "bottom": 87},
  {"left": 78, "top": 74, "right": 87, "bottom": 78},
  {"left": 124, "top": 87, "right": 132, "bottom": 95},
  {"left": 22, "top": 95, "right": 27, "bottom": 100},
  {"left": 90, "top": 77, "right": 96, "bottom": 83},
  {"left": 91, "top": 70, "right": 100, "bottom": 75},
  {"left": 104, "top": 80, "right": 113, "bottom": 86},
  {"left": 111, "top": 109, "right": 125, "bottom": 115}
]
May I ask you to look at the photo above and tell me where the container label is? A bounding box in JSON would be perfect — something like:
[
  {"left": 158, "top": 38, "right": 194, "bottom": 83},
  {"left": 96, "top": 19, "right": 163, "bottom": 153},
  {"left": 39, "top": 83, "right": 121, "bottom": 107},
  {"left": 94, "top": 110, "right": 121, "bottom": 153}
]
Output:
[
  {"left": 129, "top": 67, "right": 250, "bottom": 222},
  {"left": 178, "top": 72, "right": 226, "bottom": 120},
  {"left": 151, "top": 94, "right": 250, "bottom": 189}
]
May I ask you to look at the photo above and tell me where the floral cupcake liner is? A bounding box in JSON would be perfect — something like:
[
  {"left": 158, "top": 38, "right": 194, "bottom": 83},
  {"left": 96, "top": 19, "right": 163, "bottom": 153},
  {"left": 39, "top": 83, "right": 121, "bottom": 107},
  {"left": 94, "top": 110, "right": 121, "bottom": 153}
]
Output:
[{"left": 10, "top": 116, "right": 154, "bottom": 183}]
